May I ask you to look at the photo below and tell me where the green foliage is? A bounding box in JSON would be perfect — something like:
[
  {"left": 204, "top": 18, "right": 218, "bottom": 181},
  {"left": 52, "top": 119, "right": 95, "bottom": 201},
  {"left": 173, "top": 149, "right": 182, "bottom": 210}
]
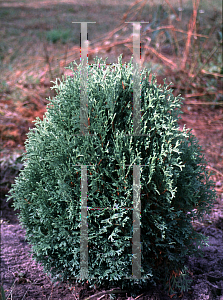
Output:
[
  {"left": 46, "top": 29, "right": 71, "bottom": 44},
  {"left": 0, "top": 285, "right": 6, "bottom": 300},
  {"left": 6, "top": 54, "right": 216, "bottom": 298},
  {"left": 0, "top": 80, "right": 9, "bottom": 93}
]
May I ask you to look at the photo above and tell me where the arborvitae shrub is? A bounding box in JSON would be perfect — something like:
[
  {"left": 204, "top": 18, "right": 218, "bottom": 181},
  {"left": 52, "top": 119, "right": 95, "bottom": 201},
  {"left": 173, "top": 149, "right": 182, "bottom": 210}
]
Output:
[{"left": 7, "top": 55, "right": 216, "bottom": 298}]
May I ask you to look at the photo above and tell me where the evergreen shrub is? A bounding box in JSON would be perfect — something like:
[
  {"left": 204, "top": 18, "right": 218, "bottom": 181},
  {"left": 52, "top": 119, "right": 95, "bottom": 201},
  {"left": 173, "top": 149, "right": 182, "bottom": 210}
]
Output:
[{"left": 7, "top": 55, "right": 216, "bottom": 298}]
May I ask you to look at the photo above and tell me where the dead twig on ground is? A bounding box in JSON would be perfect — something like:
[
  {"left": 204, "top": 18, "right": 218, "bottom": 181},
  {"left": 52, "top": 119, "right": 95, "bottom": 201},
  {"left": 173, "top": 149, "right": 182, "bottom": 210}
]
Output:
[
  {"left": 43, "top": 40, "right": 54, "bottom": 82},
  {"left": 189, "top": 44, "right": 221, "bottom": 79},
  {"left": 201, "top": 69, "right": 223, "bottom": 78},
  {"left": 84, "top": 287, "right": 127, "bottom": 300},
  {"left": 206, "top": 166, "right": 223, "bottom": 178},
  {"left": 144, "top": 43, "right": 177, "bottom": 70}
]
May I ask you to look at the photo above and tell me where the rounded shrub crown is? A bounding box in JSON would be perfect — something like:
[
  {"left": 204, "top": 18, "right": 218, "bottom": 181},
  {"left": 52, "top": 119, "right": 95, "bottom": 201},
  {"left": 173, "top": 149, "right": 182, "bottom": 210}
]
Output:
[{"left": 7, "top": 55, "right": 216, "bottom": 297}]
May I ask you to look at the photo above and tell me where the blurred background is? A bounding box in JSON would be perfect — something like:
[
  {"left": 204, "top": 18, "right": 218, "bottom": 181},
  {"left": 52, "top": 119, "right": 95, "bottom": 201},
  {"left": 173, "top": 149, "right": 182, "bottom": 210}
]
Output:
[{"left": 0, "top": 0, "right": 222, "bottom": 206}]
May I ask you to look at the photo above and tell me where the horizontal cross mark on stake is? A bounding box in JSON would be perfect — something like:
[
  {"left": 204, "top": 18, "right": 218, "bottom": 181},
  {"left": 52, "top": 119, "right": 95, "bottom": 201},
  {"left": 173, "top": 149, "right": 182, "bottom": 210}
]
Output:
[
  {"left": 72, "top": 134, "right": 150, "bottom": 136},
  {"left": 73, "top": 164, "right": 149, "bottom": 166},
  {"left": 86, "top": 207, "right": 134, "bottom": 210}
]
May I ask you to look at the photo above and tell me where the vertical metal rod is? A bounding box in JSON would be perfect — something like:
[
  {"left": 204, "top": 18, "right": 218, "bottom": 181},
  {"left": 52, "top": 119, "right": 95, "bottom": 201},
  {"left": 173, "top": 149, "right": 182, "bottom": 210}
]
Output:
[
  {"left": 132, "top": 22, "right": 142, "bottom": 137},
  {"left": 132, "top": 165, "right": 141, "bottom": 279},
  {"left": 80, "top": 166, "right": 88, "bottom": 279},
  {"left": 132, "top": 22, "right": 142, "bottom": 279},
  {"left": 71, "top": 21, "right": 96, "bottom": 280},
  {"left": 80, "top": 22, "right": 89, "bottom": 136}
]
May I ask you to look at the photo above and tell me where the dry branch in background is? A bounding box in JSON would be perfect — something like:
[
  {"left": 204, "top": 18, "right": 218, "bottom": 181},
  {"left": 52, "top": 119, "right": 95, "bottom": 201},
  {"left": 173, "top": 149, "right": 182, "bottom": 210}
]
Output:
[{"left": 181, "top": 0, "right": 200, "bottom": 70}]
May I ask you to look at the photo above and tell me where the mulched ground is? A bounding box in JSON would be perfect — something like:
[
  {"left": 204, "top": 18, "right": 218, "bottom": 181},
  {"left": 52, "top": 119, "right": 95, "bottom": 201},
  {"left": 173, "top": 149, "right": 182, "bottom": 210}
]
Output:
[{"left": 1, "top": 185, "right": 223, "bottom": 300}]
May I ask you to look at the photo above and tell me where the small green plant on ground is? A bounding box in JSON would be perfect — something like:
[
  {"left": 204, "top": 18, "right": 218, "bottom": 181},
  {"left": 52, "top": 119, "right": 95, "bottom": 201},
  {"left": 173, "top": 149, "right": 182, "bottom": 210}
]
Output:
[
  {"left": 46, "top": 29, "right": 72, "bottom": 44},
  {"left": 6, "top": 55, "right": 216, "bottom": 298},
  {"left": 0, "top": 284, "right": 6, "bottom": 300}
]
